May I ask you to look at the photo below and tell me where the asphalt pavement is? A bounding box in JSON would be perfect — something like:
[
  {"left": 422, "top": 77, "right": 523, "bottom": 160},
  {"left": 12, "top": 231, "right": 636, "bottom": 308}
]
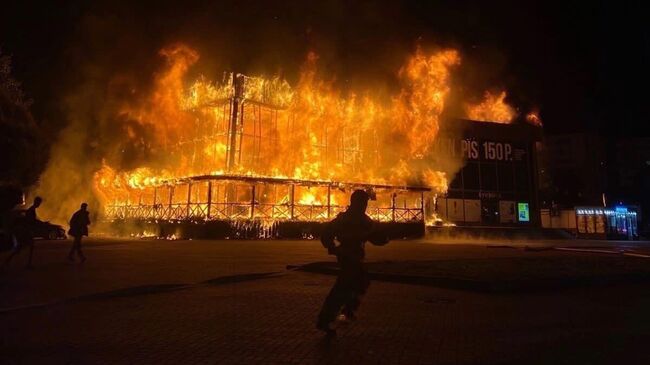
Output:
[{"left": 2, "top": 237, "right": 650, "bottom": 364}]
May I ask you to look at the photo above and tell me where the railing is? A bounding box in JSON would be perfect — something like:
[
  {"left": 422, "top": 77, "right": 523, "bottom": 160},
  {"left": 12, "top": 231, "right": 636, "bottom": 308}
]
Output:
[
  {"left": 105, "top": 202, "right": 424, "bottom": 223},
  {"left": 254, "top": 204, "right": 291, "bottom": 220}
]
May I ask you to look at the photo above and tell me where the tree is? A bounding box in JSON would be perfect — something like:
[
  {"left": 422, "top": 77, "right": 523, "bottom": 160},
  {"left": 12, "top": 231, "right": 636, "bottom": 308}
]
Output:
[{"left": 0, "top": 50, "right": 47, "bottom": 187}]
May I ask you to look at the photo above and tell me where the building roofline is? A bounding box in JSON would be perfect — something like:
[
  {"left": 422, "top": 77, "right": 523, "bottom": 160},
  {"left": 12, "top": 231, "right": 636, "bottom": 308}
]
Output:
[{"left": 156, "top": 173, "right": 431, "bottom": 192}]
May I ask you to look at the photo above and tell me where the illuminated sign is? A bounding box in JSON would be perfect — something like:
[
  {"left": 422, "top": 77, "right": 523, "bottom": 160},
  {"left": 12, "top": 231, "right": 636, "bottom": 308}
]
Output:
[
  {"left": 517, "top": 202, "right": 530, "bottom": 222},
  {"left": 576, "top": 207, "right": 626, "bottom": 216}
]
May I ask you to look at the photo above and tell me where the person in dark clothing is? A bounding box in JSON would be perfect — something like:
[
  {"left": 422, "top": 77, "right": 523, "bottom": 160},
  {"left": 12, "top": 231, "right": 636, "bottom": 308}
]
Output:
[
  {"left": 316, "top": 189, "right": 389, "bottom": 336},
  {"left": 68, "top": 203, "right": 90, "bottom": 263},
  {"left": 24, "top": 196, "right": 42, "bottom": 223},
  {"left": 2, "top": 196, "right": 42, "bottom": 269}
]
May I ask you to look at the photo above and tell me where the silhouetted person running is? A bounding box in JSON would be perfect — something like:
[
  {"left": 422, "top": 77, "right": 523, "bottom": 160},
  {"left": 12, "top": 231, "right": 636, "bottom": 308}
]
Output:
[
  {"left": 68, "top": 203, "right": 90, "bottom": 263},
  {"left": 316, "top": 190, "right": 389, "bottom": 336},
  {"left": 2, "top": 196, "right": 42, "bottom": 269}
]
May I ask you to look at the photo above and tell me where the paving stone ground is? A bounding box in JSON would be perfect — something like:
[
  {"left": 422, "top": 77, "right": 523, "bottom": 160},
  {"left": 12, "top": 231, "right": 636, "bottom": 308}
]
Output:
[{"left": 2, "top": 238, "right": 650, "bottom": 364}]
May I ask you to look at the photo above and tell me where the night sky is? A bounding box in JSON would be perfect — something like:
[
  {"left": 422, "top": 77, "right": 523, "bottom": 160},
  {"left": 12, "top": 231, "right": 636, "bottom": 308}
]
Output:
[{"left": 2, "top": 0, "right": 649, "bottom": 137}]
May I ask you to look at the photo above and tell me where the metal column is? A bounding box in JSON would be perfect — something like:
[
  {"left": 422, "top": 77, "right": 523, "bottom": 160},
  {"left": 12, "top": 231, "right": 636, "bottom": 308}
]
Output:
[{"left": 206, "top": 181, "right": 212, "bottom": 219}]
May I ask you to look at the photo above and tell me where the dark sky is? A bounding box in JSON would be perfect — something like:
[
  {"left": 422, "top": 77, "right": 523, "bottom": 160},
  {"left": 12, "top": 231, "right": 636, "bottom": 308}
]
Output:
[{"left": 2, "top": 0, "right": 649, "bottom": 137}]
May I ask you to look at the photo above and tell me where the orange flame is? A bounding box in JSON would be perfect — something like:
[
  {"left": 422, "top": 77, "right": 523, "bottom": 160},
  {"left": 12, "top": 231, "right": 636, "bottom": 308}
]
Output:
[
  {"left": 90, "top": 44, "right": 541, "bottom": 226},
  {"left": 465, "top": 90, "right": 516, "bottom": 124},
  {"left": 94, "top": 44, "right": 462, "bottom": 210}
]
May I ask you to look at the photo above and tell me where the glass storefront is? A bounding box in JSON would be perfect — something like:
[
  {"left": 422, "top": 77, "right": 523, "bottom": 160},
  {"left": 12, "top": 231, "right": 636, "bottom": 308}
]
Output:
[
  {"left": 429, "top": 120, "right": 542, "bottom": 227},
  {"left": 575, "top": 206, "right": 638, "bottom": 240},
  {"left": 439, "top": 139, "right": 534, "bottom": 226}
]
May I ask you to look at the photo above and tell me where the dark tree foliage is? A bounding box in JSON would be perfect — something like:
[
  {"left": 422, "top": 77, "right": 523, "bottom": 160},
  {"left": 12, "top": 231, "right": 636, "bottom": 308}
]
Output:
[{"left": 0, "top": 53, "right": 47, "bottom": 187}]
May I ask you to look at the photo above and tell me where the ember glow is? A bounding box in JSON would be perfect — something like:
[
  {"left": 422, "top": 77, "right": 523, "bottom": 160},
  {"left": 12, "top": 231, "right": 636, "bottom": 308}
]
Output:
[{"left": 526, "top": 110, "right": 543, "bottom": 127}]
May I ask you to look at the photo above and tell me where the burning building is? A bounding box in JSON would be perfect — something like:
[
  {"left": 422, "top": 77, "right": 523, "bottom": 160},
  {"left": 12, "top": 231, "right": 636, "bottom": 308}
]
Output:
[
  {"left": 93, "top": 45, "right": 460, "bottom": 238},
  {"left": 65, "top": 44, "right": 541, "bottom": 238}
]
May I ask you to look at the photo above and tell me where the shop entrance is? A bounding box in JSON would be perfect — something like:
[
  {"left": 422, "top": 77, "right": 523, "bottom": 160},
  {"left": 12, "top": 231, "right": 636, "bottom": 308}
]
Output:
[{"left": 481, "top": 198, "right": 499, "bottom": 225}]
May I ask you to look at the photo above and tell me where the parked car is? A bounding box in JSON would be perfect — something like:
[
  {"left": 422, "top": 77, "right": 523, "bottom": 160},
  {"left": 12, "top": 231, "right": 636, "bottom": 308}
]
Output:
[
  {"left": 32, "top": 221, "right": 67, "bottom": 240},
  {"left": 0, "top": 221, "right": 66, "bottom": 251}
]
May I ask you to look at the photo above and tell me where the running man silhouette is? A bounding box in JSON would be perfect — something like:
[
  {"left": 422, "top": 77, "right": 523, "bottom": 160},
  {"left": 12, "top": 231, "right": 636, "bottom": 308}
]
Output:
[
  {"left": 68, "top": 203, "right": 90, "bottom": 263},
  {"left": 316, "top": 189, "right": 389, "bottom": 336}
]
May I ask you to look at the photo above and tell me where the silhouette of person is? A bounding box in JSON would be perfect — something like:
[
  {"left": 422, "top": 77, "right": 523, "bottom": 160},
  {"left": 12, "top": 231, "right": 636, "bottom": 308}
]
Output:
[
  {"left": 25, "top": 196, "right": 42, "bottom": 223},
  {"left": 316, "top": 189, "right": 389, "bottom": 336},
  {"left": 2, "top": 196, "right": 42, "bottom": 269},
  {"left": 68, "top": 203, "right": 90, "bottom": 263}
]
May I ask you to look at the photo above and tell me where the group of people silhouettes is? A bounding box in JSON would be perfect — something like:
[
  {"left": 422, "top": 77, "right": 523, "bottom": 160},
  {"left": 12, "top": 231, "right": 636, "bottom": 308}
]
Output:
[
  {"left": 4, "top": 189, "right": 386, "bottom": 337},
  {"left": 2, "top": 197, "right": 91, "bottom": 269}
]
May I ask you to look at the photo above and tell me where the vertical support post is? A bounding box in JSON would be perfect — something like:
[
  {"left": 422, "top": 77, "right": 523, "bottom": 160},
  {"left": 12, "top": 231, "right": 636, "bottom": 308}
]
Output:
[
  {"left": 227, "top": 74, "right": 244, "bottom": 172},
  {"left": 152, "top": 187, "right": 158, "bottom": 218},
  {"left": 137, "top": 192, "right": 143, "bottom": 219},
  {"left": 187, "top": 183, "right": 192, "bottom": 219},
  {"left": 169, "top": 186, "right": 174, "bottom": 220},
  {"left": 238, "top": 103, "right": 244, "bottom": 165},
  {"left": 391, "top": 192, "right": 396, "bottom": 222},
  {"left": 421, "top": 192, "right": 425, "bottom": 222},
  {"left": 250, "top": 184, "right": 256, "bottom": 219},
  {"left": 207, "top": 181, "right": 212, "bottom": 219},
  {"left": 327, "top": 185, "right": 331, "bottom": 219},
  {"left": 290, "top": 184, "right": 295, "bottom": 220}
]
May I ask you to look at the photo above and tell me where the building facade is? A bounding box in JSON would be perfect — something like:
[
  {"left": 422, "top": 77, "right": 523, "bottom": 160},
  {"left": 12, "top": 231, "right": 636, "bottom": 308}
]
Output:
[{"left": 433, "top": 119, "right": 543, "bottom": 227}]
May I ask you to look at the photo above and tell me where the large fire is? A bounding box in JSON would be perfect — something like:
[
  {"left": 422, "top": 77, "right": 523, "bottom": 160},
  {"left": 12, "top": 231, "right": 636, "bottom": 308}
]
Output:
[
  {"left": 93, "top": 44, "right": 462, "bottom": 212},
  {"left": 51, "top": 42, "right": 538, "bottom": 228}
]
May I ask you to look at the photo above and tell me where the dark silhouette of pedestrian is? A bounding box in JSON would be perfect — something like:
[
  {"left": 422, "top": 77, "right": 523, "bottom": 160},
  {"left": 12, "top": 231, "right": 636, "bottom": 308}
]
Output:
[
  {"left": 24, "top": 196, "right": 41, "bottom": 222},
  {"left": 68, "top": 203, "right": 90, "bottom": 263},
  {"left": 316, "top": 190, "right": 389, "bottom": 336},
  {"left": 2, "top": 196, "right": 42, "bottom": 269}
]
